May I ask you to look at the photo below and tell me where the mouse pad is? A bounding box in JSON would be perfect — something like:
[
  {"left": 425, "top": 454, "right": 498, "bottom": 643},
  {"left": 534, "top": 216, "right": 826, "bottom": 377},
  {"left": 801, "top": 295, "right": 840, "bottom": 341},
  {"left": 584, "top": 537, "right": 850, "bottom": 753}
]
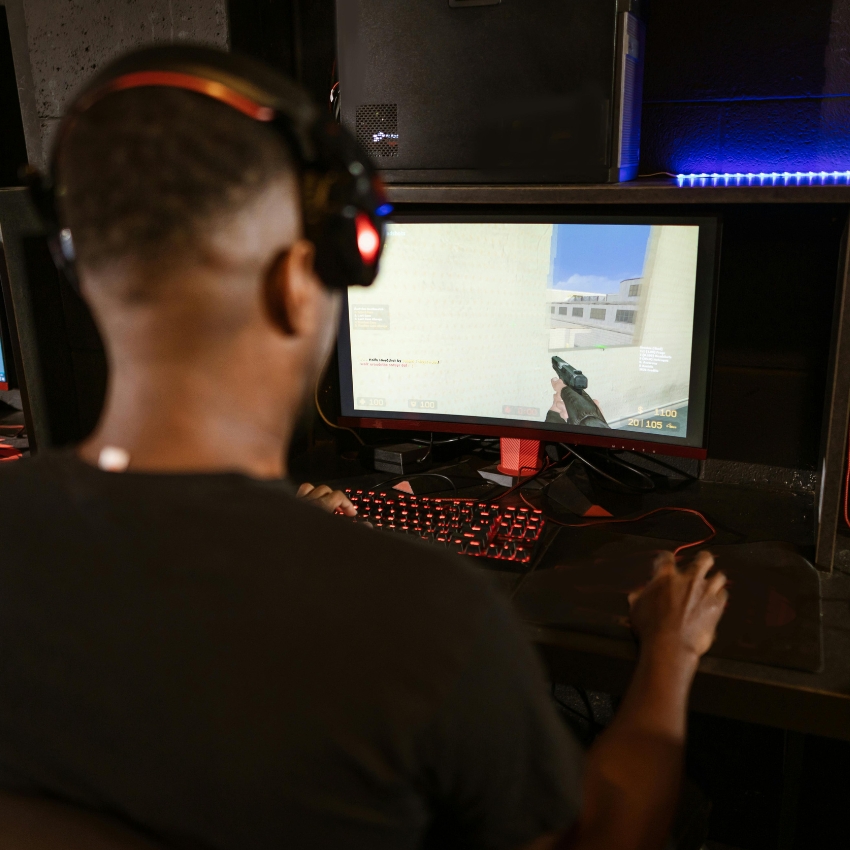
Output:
[{"left": 513, "top": 528, "right": 823, "bottom": 672}]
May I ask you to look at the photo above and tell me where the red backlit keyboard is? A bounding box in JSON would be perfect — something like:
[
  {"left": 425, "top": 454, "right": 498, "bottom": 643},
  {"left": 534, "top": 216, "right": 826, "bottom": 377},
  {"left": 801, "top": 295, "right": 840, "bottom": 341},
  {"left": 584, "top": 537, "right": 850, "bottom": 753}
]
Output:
[{"left": 344, "top": 488, "right": 546, "bottom": 565}]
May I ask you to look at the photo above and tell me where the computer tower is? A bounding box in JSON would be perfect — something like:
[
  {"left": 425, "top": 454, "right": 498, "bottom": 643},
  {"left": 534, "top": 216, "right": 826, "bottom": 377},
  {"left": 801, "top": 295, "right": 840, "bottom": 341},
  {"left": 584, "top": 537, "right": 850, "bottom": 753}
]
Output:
[{"left": 336, "top": 0, "right": 646, "bottom": 184}]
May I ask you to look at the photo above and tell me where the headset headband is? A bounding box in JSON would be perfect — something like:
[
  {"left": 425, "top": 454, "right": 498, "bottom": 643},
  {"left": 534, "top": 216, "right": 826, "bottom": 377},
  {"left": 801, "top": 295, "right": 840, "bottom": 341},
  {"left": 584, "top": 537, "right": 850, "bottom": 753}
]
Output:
[
  {"left": 30, "top": 46, "right": 388, "bottom": 292},
  {"left": 77, "top": 71, "right": 278, "bottom": 121}
]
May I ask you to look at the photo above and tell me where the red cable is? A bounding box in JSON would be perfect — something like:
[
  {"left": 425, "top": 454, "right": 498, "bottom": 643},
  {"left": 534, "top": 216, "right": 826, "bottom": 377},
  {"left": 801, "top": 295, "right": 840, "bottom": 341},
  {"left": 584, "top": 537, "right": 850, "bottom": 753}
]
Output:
[{"left": 519, "top": 491, "right": 716, "bottom": 557}]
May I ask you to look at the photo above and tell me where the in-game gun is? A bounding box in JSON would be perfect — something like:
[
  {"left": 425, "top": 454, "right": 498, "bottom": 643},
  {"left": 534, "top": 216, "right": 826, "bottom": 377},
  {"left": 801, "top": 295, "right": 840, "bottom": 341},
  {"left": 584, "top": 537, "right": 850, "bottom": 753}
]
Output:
[
  {"left": 551, "top": 356, "right": 588, "bottom": 391},
  {"left": 549, "top": 356, "right": 610, "bottom": 429}
]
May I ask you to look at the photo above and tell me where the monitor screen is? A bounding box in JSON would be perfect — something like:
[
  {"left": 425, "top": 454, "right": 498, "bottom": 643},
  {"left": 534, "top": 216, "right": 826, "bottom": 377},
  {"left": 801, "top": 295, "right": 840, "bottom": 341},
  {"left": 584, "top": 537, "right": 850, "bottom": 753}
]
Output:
[{"left": 337, "top": 215, "right": 718, "bottom": 457}]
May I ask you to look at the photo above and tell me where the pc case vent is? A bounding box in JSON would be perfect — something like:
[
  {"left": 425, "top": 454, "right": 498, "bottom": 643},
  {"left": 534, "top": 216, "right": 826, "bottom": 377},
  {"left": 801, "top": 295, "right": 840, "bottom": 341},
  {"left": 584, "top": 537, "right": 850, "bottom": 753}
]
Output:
[
  {"left": 618, "top": 14, "right": 645, "bottom": 170},
  {"left": 356, "top": 104, "right": 399, "bottom": 157}
]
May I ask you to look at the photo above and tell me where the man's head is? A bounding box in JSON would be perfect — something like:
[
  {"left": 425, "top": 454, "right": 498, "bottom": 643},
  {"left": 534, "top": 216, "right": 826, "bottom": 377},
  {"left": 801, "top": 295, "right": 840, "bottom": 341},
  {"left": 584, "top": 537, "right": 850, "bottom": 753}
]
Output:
[
  {"left": 58, "top": 83, "right": 298, "bottom": 286},
  {"left": 55, "top": 69, "right": 343, "bottom": 473}
]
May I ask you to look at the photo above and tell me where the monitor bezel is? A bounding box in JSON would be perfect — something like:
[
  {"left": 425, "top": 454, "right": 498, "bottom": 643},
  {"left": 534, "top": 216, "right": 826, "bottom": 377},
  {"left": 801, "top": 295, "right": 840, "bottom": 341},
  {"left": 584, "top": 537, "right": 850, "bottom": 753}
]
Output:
[{"left": 337, "top": 212, "right": 720, "bottom": 460}]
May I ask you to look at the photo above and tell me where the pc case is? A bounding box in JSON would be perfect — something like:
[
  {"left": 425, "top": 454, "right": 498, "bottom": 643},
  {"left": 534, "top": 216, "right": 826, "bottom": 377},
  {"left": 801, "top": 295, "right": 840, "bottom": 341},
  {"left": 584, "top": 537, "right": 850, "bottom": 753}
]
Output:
[{"left": 336, "top": 0, "right": 646, "bottom": 184}]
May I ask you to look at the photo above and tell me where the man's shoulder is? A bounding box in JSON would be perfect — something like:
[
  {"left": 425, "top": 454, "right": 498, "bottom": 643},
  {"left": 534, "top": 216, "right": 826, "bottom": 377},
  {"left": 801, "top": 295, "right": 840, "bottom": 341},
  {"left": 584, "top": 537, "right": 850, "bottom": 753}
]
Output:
[{"left": 0, "top": 452, "right": 501, "bottom": 627}]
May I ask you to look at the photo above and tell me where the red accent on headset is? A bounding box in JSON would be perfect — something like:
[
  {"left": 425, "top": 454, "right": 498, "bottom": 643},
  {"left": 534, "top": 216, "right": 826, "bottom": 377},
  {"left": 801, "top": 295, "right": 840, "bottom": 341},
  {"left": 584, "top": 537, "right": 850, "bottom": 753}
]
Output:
[
  {"left": 86, "top": 71, "right": 276, "bottom": 121},
  {"left": 355, "top": 213, "right": 381, "bottom": 264}
]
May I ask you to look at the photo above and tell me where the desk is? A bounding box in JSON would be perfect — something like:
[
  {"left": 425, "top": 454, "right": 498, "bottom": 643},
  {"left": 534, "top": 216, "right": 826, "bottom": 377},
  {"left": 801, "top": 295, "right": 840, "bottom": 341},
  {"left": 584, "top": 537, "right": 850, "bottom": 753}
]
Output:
[
  {"left": 298, "top": 447, "right": 850, "bottom": 743},
  {"left": 534, "top": 573, "right": 850, "bottom": 742}
]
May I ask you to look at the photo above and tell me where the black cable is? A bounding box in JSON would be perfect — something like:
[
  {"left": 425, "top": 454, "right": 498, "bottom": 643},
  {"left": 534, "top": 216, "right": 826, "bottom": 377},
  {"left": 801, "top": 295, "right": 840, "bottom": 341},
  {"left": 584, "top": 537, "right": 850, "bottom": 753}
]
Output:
[
  {"left": 623, "top": 450, "right": 699, "bottom": 481},
  {"left": 553, "top": 695, "right": 595, "bottom": 727},
  {"left": 492, "top": 459, "right": 557, "bottom": 501},
  {"left": 576, "top": 687, "right": 598, "bottom": 727},
  {"left": 561, "top": 443, "right": 658, "bottom": 493},
  {"left": 468, "top": 436, "right": 501, "bottom": 458},
  {"left": 411, "top": 435, "right": 471, "bottom": 447},
  {"left": 418, "top": 433, "right": 435, "bottom": 464},
  {"left": 559, "top": 443, "right": 631, "bottom": 489},
  {"left": 602, "top": 453, "right": 656, "bottom": 491}
]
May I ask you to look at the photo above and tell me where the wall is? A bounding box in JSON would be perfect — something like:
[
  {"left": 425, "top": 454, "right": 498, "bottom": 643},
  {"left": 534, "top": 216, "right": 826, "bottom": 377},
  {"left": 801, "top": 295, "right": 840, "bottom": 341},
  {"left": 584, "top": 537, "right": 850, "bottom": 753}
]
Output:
[
  {"left": 640, "top": 0, "right": 850, "bottom": 174},
  {"left": 13, "top": 0, "right": 229, "bottom": 167},
  {"left": 228, "top": 0, "right": 335, "bottom": 107}
]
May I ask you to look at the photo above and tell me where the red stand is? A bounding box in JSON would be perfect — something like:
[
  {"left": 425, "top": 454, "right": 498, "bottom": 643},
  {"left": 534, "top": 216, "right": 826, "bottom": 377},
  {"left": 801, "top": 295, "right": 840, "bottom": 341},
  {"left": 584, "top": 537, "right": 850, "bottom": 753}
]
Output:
[{"left": 497, "top": 438, "right": 543, "bottom": 478}]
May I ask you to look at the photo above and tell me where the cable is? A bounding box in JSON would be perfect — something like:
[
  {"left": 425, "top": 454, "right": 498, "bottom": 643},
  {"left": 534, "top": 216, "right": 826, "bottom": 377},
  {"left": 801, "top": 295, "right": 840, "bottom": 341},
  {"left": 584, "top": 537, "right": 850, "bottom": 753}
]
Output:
[
  {"left": 560, "top": 444, "right": 625, "bottom": 488},
  {"left": 576, "top": 687, "right": 598, "bottom": 727},
  {"left": 519, "top": 491, "right": 716, "bottom": 557},
  {"left": 314, "top": 379, "right": 365, "bottom": 446},
  {"left": 600, "top": 452, "right": 657, "bottom": 491},
  {"left": 553, "top": 695, "right": 598, "bottom": 728},
  {"left": 415, "top": 433, "right": 435, "bottom": 465},
  {"left": 493, "top": 459, "right": 556, "bottom": 501},
  {"left": 623, "top": 450, "right": 699, "bottom": 481},
  {"left": 412, "top": 435, "right": 472, "bottom": 446},
  {"left": 637, "top": 171, "right": 678, "bottom": 178},
  {"left": 560, "top": 443, "right": 652, "bottom": 492},
  {"left": 469, "top": 437, "right": 501, "bottom": 459}
]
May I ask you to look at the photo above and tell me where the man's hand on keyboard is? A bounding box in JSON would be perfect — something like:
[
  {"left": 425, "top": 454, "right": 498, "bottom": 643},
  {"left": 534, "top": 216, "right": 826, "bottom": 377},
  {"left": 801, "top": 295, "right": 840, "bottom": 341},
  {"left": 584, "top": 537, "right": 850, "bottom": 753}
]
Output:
[{"left": 297, "top": 483, "right": 358, "bottom": 517}]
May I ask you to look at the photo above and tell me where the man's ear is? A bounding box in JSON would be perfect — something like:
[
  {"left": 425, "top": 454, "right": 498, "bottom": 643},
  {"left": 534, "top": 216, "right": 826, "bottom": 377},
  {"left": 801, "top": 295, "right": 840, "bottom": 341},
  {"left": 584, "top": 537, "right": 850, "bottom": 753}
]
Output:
[{"left": 264, "top": 239, "right": 321, "bottom": 337}]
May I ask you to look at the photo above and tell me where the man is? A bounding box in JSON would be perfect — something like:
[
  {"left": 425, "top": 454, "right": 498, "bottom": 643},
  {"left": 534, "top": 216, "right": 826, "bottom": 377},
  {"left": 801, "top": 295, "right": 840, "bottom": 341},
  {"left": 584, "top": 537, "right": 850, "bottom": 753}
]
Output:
[{"left": 0, "top": 47, "right": 727, "bottom": 850}]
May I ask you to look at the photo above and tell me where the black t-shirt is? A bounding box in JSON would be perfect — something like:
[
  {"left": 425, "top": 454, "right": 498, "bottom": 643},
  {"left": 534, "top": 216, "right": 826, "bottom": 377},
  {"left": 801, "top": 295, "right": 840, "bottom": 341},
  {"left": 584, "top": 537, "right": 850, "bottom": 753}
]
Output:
[{"left": 0, "top": 452, "right": 582, "bottom": 849}]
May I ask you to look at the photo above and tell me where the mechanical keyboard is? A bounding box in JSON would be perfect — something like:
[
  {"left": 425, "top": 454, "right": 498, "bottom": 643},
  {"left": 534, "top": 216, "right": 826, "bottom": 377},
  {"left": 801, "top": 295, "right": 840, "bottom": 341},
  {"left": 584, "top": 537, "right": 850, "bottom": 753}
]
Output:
[{"left": 344, "top": 488, "right": 546, "bottom": 566}]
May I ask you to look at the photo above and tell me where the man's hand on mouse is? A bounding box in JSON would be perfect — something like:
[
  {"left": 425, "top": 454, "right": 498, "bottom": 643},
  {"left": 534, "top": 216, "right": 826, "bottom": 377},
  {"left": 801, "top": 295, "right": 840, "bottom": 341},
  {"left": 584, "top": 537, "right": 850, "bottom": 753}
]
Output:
[
  {"left": 628, "top": 550, "right": 728, "bottom": 661},
  {"left": 297, "top": 483, "right": 358, "bottom": 516}
]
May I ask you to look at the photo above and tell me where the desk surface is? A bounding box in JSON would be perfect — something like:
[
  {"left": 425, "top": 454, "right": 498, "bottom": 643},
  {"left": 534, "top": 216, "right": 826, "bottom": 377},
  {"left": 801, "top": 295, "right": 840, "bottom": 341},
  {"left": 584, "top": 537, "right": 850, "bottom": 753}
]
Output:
[
  {"left": 533, "top": 572, "right": 850, "bottom": 741},
  {"left": 298, "top": 448, "right": 850, "bottom": 741}
]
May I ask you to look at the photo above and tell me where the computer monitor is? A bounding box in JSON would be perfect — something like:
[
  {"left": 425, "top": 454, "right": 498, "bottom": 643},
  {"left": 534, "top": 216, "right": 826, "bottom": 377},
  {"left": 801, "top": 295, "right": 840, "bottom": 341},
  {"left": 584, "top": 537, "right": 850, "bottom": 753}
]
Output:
[{"left": 337, "top": 215, "right": 719, "bottom": 459}]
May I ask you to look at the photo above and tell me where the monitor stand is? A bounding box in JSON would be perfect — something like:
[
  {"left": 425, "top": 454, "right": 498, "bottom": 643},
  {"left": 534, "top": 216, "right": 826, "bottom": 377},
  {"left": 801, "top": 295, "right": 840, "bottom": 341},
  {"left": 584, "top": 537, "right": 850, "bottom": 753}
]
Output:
[{"left": 478, "top": 438, "right": 544, "bottom": 488}]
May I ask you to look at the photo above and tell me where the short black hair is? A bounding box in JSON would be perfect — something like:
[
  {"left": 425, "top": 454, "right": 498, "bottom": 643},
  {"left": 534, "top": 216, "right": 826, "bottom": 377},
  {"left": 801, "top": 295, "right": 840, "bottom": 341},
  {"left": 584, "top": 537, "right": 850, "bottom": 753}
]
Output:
[{"left": 57, "top": 86, "right": 295, "bottom": 274}]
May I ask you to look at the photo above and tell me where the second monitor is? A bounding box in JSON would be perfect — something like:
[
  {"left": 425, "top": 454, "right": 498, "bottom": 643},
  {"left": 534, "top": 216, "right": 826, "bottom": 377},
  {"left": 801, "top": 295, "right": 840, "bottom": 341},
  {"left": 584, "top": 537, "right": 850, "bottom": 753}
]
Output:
[{"left": 338, "top": 215, "right": 719, "bottom": 459}]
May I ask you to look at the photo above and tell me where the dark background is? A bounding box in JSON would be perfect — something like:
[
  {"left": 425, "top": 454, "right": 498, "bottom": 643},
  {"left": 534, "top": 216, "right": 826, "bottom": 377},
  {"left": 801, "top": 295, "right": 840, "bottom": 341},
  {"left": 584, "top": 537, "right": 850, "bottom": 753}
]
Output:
[
  {"left": 0, "top": 3, "right": 842, "bottom": 849},
  {"left": 641, "top": 0, "right": 848, "bottom": 175},
  {"left": 0, "top": 5, "right": 32, "bottom": 391},
  {"left": 228, "top": 0, "right": 850, "bottom": 180},
  {"left": 229, "top": 0, "right": 848, "bottom": 473}
]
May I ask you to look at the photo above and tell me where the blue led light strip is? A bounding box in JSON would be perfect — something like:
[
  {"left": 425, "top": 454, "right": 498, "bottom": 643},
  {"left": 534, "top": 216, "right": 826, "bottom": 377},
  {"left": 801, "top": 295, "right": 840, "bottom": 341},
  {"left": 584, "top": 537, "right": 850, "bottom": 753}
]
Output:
[{"left": 676, "top": 171, "right": 850, "bottom": 186}]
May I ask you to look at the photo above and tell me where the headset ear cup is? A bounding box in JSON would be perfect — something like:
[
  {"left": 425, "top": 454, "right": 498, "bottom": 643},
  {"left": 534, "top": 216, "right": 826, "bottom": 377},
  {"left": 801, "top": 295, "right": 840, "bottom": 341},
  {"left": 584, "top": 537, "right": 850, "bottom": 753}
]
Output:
[
  {"left": 302, "top": 120, "right": 387, "bottom": 290},
  {"left": 23, "top": 166, "right": 82, "bottom": 293},
  {"left": 22, "top": 166, "right": 57, "bottom": 227},
  {"left": 313, "top": 214, "right": 377, "bottom": 290}
]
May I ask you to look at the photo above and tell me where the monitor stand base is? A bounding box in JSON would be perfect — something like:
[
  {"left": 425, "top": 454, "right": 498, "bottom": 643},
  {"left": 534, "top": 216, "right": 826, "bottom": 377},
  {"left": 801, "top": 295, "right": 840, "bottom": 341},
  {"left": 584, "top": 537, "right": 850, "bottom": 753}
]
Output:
[{"left": 478, "top": 438, "right": 544, "bottom": 487}]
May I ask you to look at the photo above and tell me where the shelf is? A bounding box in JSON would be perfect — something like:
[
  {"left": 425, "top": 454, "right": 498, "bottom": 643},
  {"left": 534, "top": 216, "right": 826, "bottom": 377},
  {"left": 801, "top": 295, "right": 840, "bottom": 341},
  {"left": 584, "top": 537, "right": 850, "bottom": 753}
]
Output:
[{"left": 384, "top": 177, "right": 850, "bottom": 205}]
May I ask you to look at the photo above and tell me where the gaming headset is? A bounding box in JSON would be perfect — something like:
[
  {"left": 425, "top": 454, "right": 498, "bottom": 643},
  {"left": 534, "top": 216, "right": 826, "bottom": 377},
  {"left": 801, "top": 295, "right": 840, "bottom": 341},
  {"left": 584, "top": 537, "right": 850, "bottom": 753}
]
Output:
[{"left": 25, "top": 45, "right": 390, "bottom": 291}]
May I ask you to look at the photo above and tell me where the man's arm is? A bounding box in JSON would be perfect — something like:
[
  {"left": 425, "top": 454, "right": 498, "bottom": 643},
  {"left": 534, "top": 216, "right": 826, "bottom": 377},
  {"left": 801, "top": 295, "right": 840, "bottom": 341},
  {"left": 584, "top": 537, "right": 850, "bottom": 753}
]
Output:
[{"left": 527, "top": 551, "right": 727, "bottom": 850}]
